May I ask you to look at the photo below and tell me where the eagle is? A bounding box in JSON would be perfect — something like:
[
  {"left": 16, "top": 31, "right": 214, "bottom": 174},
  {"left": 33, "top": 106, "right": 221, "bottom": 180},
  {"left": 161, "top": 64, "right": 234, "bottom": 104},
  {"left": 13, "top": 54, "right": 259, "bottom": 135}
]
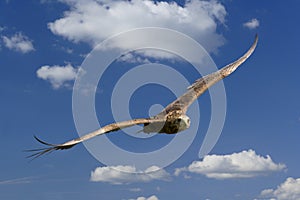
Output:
[{"left": 27, "top": 35, "right": 258, "bottom": 159}]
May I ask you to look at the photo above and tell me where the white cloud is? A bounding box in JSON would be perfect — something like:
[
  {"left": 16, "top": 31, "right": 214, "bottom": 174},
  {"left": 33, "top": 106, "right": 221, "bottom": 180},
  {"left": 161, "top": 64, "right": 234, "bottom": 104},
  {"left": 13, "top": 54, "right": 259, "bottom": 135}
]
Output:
[
  {"left": 129, "top": 195, "right": 159, "bottom": 200},
  {"left": 129, "top": 188, "right": 142, "bottom": 192},
  {"left": 2, "top": 32, "right": 35, "bottom": 53},
  {"left": 243, "top": 18, "right": 260, "bottom": 29},
  {"left": 117, "top": 52, "right": 151, "bottom": 64},
  {"left": 90, "top": 165, "right": 171, "bottom": 184},
  {"left": 36, "top": 64, "right": 78, "bottom": 89},
  {"left": 259, "top": 177, "right": 300, "bottom": 200},
  {"left": 48, "top": 0, "right": 226, "bottom": 55},
  {"left": 175, "top": 150, "right": 286, "bottom": 179}
]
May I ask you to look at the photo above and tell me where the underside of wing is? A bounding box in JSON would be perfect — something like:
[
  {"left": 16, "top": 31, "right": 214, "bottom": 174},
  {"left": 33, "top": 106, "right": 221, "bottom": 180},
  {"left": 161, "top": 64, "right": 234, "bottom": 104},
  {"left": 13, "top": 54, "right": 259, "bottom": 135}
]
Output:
[
  {"left": 26, "top": 118, "right": 164, "bottom": 160},
  {"left": 161, "top": 35, "right": 258, "bottom": 114}
]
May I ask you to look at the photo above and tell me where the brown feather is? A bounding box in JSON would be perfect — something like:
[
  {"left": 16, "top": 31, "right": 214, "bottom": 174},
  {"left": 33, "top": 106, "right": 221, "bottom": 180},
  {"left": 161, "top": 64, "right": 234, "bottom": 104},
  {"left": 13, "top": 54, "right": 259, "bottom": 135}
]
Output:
[
  {"left": 160, "top": 34, "right": 258, "bottom": 114},
  {"left": 27, "top": 118, "right": 164, "bottom": 159}
]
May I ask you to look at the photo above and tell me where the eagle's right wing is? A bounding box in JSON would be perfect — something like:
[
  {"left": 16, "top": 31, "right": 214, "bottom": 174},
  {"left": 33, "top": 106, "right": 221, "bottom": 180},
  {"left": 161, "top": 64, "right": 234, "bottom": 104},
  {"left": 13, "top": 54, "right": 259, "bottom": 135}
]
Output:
[{"left": 26, "top": 118, "right": 164, "bottom": 159}]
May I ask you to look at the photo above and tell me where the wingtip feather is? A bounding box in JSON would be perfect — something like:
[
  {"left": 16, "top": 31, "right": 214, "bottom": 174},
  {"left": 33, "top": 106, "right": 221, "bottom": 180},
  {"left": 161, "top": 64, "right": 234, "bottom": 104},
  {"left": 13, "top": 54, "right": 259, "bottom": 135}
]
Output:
[
  {"left": 25, "top": 135, "right": 76, "bottom": 161},
  {"left": 33, "top": 135, "right": 56, "bottom": 146}
]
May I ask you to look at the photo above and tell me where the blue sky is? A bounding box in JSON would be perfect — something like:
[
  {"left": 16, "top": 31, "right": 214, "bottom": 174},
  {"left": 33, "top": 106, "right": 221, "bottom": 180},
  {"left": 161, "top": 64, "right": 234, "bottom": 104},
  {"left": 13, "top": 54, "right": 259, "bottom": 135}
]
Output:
[{"left": 1, "top": 0, "right": 300, "bottom": 200}]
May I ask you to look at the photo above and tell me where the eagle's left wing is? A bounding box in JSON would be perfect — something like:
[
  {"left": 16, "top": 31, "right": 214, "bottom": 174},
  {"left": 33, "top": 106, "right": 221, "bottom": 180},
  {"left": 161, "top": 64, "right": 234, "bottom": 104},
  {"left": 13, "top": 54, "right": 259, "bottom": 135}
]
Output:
[{"left": 161, "top": 35, "right": 258, "bottom": 114}]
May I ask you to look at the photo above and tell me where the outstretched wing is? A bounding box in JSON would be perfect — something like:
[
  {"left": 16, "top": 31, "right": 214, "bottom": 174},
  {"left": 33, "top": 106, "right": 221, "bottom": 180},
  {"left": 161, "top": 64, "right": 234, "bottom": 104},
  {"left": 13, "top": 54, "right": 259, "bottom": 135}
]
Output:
[
  {"left": 26, "top": 118, "right": 163, "bottom": 159},
  {"left": 161, "top": 35, "right": 258, "bottom": 114}
]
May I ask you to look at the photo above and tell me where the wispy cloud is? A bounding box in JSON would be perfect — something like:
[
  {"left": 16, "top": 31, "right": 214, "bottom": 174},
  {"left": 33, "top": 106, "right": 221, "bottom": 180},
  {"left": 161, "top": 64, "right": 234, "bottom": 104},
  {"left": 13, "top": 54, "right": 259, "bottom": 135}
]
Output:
[
  {"left": 117, "top": 52, "right": 151, "bottom": 64},
  {"left": 243, "top": 18, "right": 260, "bottom": 29},
  {"left": 175, "top": 149, "right": 286, "bottom": 179},
  {"left": 0, "top": 177, "right": 35, "bottom": 185},
  {"left": 90, "top": 165, "right": 171, "bottom": 184},
  {"left": 36, "top": 63, "right": 78, "bottom": 89},
  {"left": 0, "top": 26, "right": 5, "bottom": 32},
  {"left": 2, "top": 32, "right": 35, "bottom": 53},
  {"left": 258, "top": 177, "right": 300, "bottom": 200}
]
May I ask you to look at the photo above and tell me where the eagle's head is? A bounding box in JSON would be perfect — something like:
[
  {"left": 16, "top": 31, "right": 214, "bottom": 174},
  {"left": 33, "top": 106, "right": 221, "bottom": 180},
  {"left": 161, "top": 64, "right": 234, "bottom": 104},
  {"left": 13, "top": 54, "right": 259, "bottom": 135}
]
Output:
[{"left": 177, "top": 115, "right": 191, "bottom": 132}]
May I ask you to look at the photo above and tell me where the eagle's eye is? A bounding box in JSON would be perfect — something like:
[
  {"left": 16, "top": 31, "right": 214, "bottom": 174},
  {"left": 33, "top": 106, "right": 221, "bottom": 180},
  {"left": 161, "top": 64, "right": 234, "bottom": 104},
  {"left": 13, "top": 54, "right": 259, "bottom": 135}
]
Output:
[{"left": 176, "top": 119, "right": 182, "bottom": 123}]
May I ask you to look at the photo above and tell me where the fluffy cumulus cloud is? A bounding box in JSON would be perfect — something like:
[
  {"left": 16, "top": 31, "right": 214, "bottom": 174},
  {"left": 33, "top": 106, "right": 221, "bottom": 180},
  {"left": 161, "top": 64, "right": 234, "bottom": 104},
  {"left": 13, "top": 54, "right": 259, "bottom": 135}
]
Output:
[
  {"left": 259, "top": 177, "right": 300, "bottom": 200},
  {"left": 36, "top": 64, "right": 78, "bottom": 89},
  {"left": 48, "top": 0, "right": 226, "bottom": 54},
  {"left": 128, "top": 195, "right": 159, "bottom": 200},
  {"left": 90, "top": 165, "right": 170, "bottom": 184},
  {"left": 243, "top": 18, "right": 260, "bottom": 29},
  {"left": 2, "top": 32, "right": 34, "bottom": 53},
  {"left": 175, "top": 149, "right": 286, "bottom": 179}
]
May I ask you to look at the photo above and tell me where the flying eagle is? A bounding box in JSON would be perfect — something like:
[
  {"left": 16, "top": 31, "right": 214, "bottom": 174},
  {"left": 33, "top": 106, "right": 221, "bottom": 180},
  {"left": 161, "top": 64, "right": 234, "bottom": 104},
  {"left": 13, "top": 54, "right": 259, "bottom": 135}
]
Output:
[{"left": 27, "top": 35, "right": 258, "bottom": 159}]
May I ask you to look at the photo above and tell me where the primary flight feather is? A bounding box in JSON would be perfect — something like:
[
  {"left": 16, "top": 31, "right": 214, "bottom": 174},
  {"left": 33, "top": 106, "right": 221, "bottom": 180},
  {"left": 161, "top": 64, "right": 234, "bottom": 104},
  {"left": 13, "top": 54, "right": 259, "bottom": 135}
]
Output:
[{"left": 27, "top": 35, "right": 258, "bottom": 159}]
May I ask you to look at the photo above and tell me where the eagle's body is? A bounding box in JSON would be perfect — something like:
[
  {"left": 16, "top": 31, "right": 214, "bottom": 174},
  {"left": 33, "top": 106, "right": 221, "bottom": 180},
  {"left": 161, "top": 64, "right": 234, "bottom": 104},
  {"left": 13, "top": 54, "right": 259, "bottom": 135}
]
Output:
[
  {"left": 27, "top": 35, "right": 258, "bottom": 159},
  {"left": 143, "top": 113, "right": 190, "bottom": 134}
]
